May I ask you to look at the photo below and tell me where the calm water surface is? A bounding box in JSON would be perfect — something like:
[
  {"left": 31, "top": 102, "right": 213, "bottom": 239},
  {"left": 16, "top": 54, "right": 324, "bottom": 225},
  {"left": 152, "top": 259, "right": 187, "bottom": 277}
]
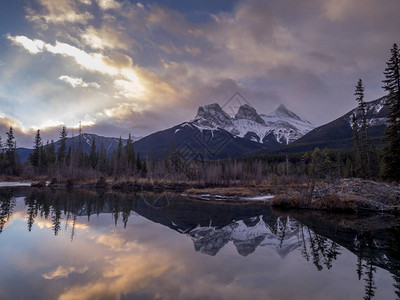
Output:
[{"left": 0, "top": 187, "right": 399, "bottom": 299}]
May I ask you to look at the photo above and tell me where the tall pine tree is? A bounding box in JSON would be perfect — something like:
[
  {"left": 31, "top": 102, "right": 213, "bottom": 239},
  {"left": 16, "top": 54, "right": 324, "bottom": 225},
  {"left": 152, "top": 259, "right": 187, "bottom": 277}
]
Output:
[
  {"left": 381, "top": 44, "right": 400, "bottom": 180},
  {"left": 5, "top": 127, "right": 17, "bottom": 175},
  {"left": 125, "top": 133, "right": 135, "bottom": 173},
  {"left": 353, "top": 79, "right": 371, "bottom": 178},
  {"left": 46, "top": 140, "right": 56, "bottom": 165},
  {"left": 29, "top": 130, "right": 42, "bottom": 169},
  {"left": 57, "top": 126, "right": 68, "bottom": 165},
  {"left": 352, "top": 113, "right": 363, "bottom": 177}
]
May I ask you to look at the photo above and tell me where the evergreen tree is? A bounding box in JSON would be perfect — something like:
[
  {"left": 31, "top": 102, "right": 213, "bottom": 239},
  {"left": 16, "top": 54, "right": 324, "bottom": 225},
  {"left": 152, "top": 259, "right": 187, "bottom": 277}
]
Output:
[
  {"left": 57, "top": 126, "right": 68, "bottom": 165},
  {"left": 352, "top": 113, "right": 363, "bottom": 176},
  {"left": 40, "top": 144, "right": 47, "bottom": 169},
  {"left": 46, "top": 140, "right": 56, "bottom": 165},
  {"left": 115, "top": 136, "right": 123, "bottom": 175},
  {"left": 29, "top": 130, "right": 42, "bottom": 168},
  {"left": 125, "top": 133, "right": 135, "bottom": 172},
  {"left": 353, "top": 79, "right": 371, "bottom": 178},
  {"left": 5, "top": 127, "right": 17, "bottom": 175},
  {"left": 381, "top": 44, "right": 400, "bottom": 180}
]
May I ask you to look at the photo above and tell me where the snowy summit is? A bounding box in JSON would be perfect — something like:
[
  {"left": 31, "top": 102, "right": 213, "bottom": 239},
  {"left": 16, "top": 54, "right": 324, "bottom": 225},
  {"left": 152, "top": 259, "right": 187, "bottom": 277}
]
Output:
[{"left": 191, "top": 103, "right": 314, "bottom": 146}]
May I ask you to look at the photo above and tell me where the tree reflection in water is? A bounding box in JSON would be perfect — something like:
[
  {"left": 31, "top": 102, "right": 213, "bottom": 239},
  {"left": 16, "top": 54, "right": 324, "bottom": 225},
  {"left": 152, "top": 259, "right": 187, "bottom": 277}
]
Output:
[
  {"left": 0, "top": 188, "right": 16, "bottom": 234},
  {"left": 1, "top": 187, "right": 400, "bottom": 299}
]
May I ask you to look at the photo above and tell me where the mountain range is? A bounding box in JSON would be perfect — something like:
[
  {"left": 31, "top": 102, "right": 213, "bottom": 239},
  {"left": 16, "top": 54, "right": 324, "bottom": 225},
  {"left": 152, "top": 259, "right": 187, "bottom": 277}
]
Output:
[
  {"left": 16, "top": 96, "right": 388, "bottom": 161},
  {"left": 191, "top": 103, "right": 314, "bottom": 146},
  {"left": 132, "top": 102, "right": 314, "bottom": 160}
]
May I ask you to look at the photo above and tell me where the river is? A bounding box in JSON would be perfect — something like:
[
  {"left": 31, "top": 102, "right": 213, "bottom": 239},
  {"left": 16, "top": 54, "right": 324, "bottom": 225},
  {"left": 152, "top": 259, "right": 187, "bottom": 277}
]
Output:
[{"left": 0, "top": 187, "right": 399, "bottom": 299}]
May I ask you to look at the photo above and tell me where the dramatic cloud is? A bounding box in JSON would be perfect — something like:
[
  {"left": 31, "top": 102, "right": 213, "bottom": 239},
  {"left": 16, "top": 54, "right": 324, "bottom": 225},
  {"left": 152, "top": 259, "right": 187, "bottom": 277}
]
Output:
[
  {"left": 27, "top": 0, "right": 94, "bottom": 24},
  {"left": 96, "top": 0, "right": 121, "bottom": 10},
  {"left": 7, "top": 35, "right": 45, "bottom": 54},
  {"left": 81, "top": 25, "right": 133, "bottom": 51},
  {"left": 42, "top": 266, "right": 88, "bottom": 280},
  {"left": 59, "top": 75, "right": 100, "bottom": 88},
  {"left": 1, "top": 0, "right": 400, "bottom": 146}
]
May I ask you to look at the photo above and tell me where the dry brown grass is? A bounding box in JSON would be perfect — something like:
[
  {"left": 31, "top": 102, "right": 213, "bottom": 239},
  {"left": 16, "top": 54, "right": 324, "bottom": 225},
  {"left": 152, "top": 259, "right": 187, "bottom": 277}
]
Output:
[
  {"left": 311, "top": 195, "right": 358, "bottom": 212},
  {"left": 270, "top": 195, "right": 311, "bottom": 209},
  {"left": 271, "top": 194, "right": 358, "bottom": 212},
  {"left": 0, "top": 175, "right": 26, "bottom": 182}
]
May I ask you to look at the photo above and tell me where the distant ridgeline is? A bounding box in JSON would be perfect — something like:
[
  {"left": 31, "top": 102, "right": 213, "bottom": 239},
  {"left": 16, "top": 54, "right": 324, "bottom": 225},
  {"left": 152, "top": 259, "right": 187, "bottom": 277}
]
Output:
[{"left": 16, "top": 97, "right": 388, "bottom": 163}]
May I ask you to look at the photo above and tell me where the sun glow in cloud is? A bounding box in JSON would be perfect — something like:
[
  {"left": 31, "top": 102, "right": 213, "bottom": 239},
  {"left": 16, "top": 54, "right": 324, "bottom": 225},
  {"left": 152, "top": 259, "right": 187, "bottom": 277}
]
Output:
[
  {"left": 72, "top": 120, "right": 96, "bottom": 128},
  {"left": 9, "top": 35, "right": 147, "bottom": 100},
  {"left": 96, "top": 0, "right": 121, "bottom": 10},
  {"left": 36, "top": 119, "right": 64, "bottom": 130},
  {"left": 7, "top": 35, "right": 45, "bottom": 54}
]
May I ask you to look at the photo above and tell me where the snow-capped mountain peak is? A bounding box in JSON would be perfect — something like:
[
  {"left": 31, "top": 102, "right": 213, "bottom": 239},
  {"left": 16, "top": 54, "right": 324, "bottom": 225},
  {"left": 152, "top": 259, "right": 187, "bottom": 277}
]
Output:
[
  {"left": 192, "top": 103, "right": 234, "bottom": 129},
  {"left": 190, "top": 102, "right": 314, "bottom": 146},
  {"left": 259, "top": 105, "right": 315, "bottom": 144},
  {"left": 235, "top": 104, "right": 266, "bottom": 125},
  {"left": 271, "top": 104, "right": 307, "bottom": 122}
]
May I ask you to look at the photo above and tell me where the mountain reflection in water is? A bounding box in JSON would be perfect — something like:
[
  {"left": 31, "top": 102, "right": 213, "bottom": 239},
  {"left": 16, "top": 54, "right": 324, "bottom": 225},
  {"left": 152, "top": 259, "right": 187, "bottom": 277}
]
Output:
[{"left": 0, "top": 187, "right": 399, "bottom": 300}]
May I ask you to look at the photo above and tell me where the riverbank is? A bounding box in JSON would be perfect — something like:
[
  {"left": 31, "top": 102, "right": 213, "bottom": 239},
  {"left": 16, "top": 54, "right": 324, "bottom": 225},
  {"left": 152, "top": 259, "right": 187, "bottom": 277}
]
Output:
[
  {"left": 1, "top": 177, "right": 399, "bottom": 214},
  {"left": 270, "top": 178, "right": 400, "bottom": 213}
]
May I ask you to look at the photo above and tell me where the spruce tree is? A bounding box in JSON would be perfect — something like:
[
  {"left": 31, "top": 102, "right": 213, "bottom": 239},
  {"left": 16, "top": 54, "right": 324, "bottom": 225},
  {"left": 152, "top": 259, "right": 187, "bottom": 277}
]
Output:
[
  {"left": 29, "top": 130, "right": 42, "bottom": 168},
  {"left": 353, "top": 79, "right": 371, "bottom": 178},
  {"left": 46, "top": 140, "right": 56, "bottom": 165},
  {"left": 381, "top": 43, "right": 400, "bottom": 180},
  {"left": 116, "top": 136, "right": 123, "bottom": 175},
  {"left": 5, "top": 127, "right": 17, "bottom": 175},
  {"left": 125, "top": 133, "right": 135, "bottom": 173},
  {"left": 40, "top": 144, "right": 47, "bottom": 169},
  {"left": 352, "top": 113, "right": 363, "bottom": 177},
  {"left": 57, "top": 126, "right": 68, "bottom": 165}
]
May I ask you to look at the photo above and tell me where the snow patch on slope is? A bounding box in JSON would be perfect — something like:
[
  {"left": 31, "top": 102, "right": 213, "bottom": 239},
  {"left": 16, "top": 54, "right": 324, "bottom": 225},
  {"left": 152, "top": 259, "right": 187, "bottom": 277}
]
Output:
[{"left": 348, "top": 97, "right": 387, "bottom": 128}]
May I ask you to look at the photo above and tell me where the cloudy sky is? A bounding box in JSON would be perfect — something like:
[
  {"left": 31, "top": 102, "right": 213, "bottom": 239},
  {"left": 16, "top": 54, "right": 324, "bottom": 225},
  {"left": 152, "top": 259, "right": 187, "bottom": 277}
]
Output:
[{"left": 0, "top": 0, "right": 399, "bottom": 147}]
